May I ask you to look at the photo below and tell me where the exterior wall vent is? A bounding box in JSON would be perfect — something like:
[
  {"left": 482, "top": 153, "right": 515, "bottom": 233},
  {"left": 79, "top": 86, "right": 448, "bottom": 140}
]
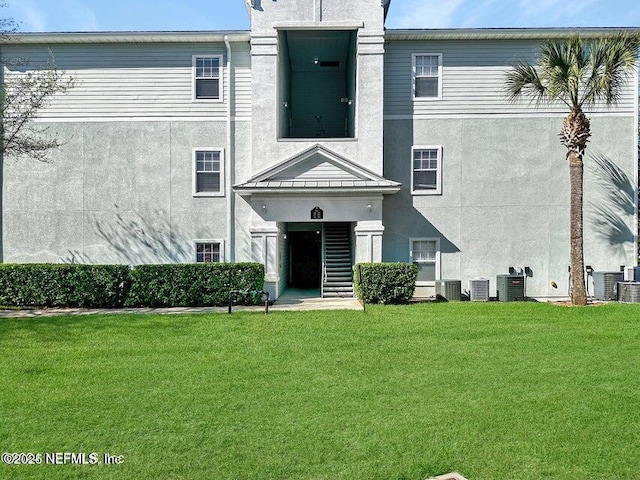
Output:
[
  {"left": 435, "top": 280, "right": 461, "bottom": 301},
  {"left": 617, "top": 282, "right": 640, "bottom": 303},
  {"left": 496, "top": 274, "right": 525, "bottom": 301},
  {"left": 469, "top": 278, "right": 489, "bottom": 302},
  {"left": 592, "top": 271, "right": 623, "bottom": 301}
]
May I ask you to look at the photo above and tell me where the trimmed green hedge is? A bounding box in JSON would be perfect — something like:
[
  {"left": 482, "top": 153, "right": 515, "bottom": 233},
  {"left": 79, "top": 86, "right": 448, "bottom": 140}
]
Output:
[
  {"left": 0, "top": 264, "right": 130, "bottom": 308},
  {"left": 0, "top": 262, "right": 264, "bottom": 309},
  {"left": 125, "top": 263, "right": 265, "bottom": 307},
  {"left": 354, "top": 262, "right": 417, "bottom": 304}
]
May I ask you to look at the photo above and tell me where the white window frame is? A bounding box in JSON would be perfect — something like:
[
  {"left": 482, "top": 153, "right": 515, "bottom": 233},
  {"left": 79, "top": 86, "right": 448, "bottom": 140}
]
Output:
[
  {"left": 411, "top": 145, "right": 442, "bottom": 195},
  {"left": 412, "top": 53, "right": 443, "bottom": 101},
  {"left": 194, "top": 240, "right": 225, "bottom": 263},
  {"left": 409, "top": 238, "right": 441, "bottom": 286},
  {"left": 193, "top": 148, "right": 225, "bottom": 197},
  {"left": 192, "top": 55, "right": 223, "bottom": 102}
]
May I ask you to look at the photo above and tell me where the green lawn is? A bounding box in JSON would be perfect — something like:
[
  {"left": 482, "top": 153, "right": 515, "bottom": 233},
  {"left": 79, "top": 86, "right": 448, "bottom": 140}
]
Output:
[{"left": 1, "top": 303, "right": 639, "bottom": 479}]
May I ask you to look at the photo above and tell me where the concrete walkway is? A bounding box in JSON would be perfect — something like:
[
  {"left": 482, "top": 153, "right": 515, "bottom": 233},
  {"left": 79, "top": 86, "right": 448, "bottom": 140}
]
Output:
[
  {"left": 270, "top": 288, "right": 363, "bottom": 311},
  {"left": 0, "top": 289, "right": 363, "bottom": 318}
]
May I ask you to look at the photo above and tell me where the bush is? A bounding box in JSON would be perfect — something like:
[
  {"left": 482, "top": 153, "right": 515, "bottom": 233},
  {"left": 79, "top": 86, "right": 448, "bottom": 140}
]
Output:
[
  {"left": 354, "top": 263, "right": 417, "bottom": 304},
  {"left": 0, "top": 264, "right": 130, "bottom": 308},
  {"left": 125, "top": 263, "right": 264, "bottom": 307}
]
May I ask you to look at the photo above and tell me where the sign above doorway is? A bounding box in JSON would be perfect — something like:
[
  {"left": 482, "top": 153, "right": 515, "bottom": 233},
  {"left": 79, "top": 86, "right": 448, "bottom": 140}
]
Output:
[{"left": 311, "top": 207, "right": 323, "bottom": 220}]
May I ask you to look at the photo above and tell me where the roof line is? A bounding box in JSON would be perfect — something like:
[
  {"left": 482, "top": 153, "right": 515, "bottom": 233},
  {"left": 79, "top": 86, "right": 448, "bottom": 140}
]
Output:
[
  {"left": 2, "top": 31, "right": 250, "bottom": 44},
  {"left": 4, "top": 26, "right": 639, "bottom": 45},
  {"left": 385, "top": 27, "right": 640, "bottom": 41}
]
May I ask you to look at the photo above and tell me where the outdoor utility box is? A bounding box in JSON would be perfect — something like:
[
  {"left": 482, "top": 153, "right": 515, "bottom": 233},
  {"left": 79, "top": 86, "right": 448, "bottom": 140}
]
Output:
[
  {"left": 623, "top": 266, "right": 640, "bottom": 282},
  {"left": 496, "top": 274, "right": 525, "bottom": 301},
  {"left": 435, "top": 280, "right": 462, "bottom": 301},
  {"left": 469, "top": 278, "right": 490, "bottom": 302},
  {"left": 623, "top": 266, "right": 635, "bottom": 281},
  {"left": 593, "top": 271, "right": 623, "bottom": 301},
  {"left": 617, "top": 281, "right": 640, "bottom": 303}
]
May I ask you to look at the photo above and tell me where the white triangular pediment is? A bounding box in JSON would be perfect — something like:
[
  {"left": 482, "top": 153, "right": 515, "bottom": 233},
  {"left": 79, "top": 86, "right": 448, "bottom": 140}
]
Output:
[
  {"left": 270, "top": 153, "right": 366, "bottom": 182},
  {"left": 233, "top": 144, "right": 401, "bottom": 194},
  {"left": 249, "top": 145, "right": 379, "bottom": 183}
]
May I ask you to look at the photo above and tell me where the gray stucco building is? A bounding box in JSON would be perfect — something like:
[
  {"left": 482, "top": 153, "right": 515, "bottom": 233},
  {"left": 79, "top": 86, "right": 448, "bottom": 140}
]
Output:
[{"left": 1, "top": 0, "right": 638, "bottom": 300}]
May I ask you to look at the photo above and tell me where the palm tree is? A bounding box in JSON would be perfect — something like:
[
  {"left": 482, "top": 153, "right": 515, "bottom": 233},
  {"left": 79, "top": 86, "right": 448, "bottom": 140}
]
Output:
[{"left": 505, "top": 33, "right": 639, "bottom": 305}]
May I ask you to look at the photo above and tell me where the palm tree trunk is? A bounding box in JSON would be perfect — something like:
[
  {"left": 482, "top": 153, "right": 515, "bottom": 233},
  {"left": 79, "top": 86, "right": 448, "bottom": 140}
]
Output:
[{"left": 568, "top": 150, "right": 587, "bottom": 305}]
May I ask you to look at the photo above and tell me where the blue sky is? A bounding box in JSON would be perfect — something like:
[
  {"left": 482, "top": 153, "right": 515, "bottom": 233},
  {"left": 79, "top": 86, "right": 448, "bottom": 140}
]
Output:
[{"left": 3, "top": 0, "right": 640, "bottom": 32}]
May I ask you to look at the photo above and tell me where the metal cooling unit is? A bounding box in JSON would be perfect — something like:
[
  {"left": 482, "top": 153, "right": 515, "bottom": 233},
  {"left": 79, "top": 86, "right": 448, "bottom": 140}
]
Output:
[
  {"left": 592, "top": 271, "right": 623, "bottom": 301},
  {"left": 617, "top": 282, "right": 640, "bottom": 303},
  {"left": 435, "top": 280, "right": 462, "bottom": 301},
  {"left": 496, "top": 274, "right": 526, "bottom": 301},
  {"left": 469, "top": 278, "right": 490, "bottom": 302}
]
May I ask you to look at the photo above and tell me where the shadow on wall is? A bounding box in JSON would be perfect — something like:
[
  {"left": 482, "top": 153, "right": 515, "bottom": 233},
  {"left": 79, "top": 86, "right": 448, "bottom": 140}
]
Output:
[
  {"left": 62, "top": 206, "right": 190, "bottom": 264},
  {"left": 588, "top": 151, "right": 635, "bottom": 257},
  {"left": 383, "top": 205, "right": 461, "bottom": 259}
]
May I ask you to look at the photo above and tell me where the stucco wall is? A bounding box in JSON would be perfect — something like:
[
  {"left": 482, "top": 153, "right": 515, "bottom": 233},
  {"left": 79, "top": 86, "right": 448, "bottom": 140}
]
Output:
[
  {"left": 382, "top": 115, "right": 637, "bottom": 298},
  {"left": 2, "top": 121, "right": 234, "bottom": 264}
]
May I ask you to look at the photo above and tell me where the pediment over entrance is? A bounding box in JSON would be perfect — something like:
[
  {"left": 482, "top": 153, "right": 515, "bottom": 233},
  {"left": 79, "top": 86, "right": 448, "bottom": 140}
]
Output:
[{"left": 234, "top": 145, "right": 401, "bottom": 195}]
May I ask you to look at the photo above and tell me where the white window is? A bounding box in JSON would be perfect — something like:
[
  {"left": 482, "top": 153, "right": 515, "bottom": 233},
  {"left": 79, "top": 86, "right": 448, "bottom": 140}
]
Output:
[
  {"left": 412, "top": 146, "right": 442, "bottom": 195},
  {"left": 412, "top": 53, "right": 442, "bottom": 100},
  {"left": 193, "top": 149, "right": 224, "bottom": 196},
  {"left": 193, "top": 55, "right": 222, "bottom": 101},
  {"left": 410, "top": 238, "right": 440, "bottom": 284},
  {"left": 195, "top": 241, "right": 223, "bottom": 263}
]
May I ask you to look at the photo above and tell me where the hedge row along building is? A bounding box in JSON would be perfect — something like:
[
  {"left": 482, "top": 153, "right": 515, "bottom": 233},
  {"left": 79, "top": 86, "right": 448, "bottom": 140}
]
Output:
[{"left": 1, "top": 0, "right": 638, "bottom": 300}]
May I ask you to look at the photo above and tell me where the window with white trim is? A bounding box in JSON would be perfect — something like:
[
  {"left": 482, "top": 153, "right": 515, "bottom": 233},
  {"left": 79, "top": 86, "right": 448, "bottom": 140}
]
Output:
[
  {"left": 412, "top": 146, "right": 442, "bottom": 195},
  {"left": 193, "top": 149, "right": 224, "bottom": 196},
  {"left": 193, "top": 55, "right": 222, "bottom": 100},
  {"left": 410, "top": 238, "right": 440, "bottom": 284},
  {"left": 195, "top": 241, "right": 222, "bottom": 263},
  {"left": 412, "top": 54, "right": 442, "bottom": 99}
]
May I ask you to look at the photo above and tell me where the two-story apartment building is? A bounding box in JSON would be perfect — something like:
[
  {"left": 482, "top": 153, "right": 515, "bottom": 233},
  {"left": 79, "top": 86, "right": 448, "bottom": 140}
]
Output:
[{"left": 1, "top": 0, "right": 638, "bottom": 300}]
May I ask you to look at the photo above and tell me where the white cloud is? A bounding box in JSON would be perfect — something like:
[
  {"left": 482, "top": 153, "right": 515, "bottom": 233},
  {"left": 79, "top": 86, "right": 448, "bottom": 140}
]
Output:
[
  {"left": 386, "top": 0, "right": 636, "bottom": 29},
  {"left": 60, "top": 0, "right": 99, "bottom": 31},
  {"left": 16, "top": 0, "right": 48, "bottom": 31}
]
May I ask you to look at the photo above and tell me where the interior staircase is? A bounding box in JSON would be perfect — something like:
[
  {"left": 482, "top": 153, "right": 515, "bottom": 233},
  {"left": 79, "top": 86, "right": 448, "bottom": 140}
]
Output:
[{"left": 322, "top": 223, "right": 354, "bottom": 298}]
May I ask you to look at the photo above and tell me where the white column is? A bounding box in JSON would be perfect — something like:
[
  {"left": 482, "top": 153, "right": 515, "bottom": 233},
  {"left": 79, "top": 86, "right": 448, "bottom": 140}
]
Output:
[
  {"left": 355, "top": 220, "right": 384, "bottom": 263},
  {"left": 250, "top": 222, "right": 279, "bottom": 298}
]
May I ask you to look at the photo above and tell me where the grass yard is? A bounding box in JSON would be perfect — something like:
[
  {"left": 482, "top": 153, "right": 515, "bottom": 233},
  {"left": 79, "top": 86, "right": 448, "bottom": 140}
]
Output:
[{"left": 1, "top": 302, "right": 639, "bottom": 480}]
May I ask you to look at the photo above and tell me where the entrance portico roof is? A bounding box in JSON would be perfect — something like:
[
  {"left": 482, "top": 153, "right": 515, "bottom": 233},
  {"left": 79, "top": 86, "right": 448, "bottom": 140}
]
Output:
[{"left": 233, "top": 144, "right": 401, "bottom": 195}]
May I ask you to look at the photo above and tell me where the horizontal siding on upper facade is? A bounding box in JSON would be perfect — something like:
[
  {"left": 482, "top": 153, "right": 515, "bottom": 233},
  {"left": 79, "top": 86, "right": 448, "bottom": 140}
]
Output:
[
  {"left": 384, "top": 39, "right": 637, "bottom": 117},
  {"left": 1, "top": 41, "right": 252, "bottom": 120},
  {"left": 231, "top": 41, "right": 251, "bottom": 118}
]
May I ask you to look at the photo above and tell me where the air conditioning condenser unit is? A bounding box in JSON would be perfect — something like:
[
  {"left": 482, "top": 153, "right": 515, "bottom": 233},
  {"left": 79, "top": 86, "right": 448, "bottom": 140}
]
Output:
[
  {"left": 592, "top": 271, "right": 623, "bottom": 301},
  {"left": 435, "top": 280, "right": 462, "bottom": 301},
  {"left": 469, "top": 278, "right": 489, "bottom": 302},
  {"left": 496, "top": 274, "right": 525, "bottom": 301}
]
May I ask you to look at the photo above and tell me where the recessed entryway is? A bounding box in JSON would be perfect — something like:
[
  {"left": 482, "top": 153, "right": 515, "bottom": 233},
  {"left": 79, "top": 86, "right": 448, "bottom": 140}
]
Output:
[
  {"left": 288, "top": 227, "right": 322, "bottom": 289},
  {"left": 285, "top": 222, "right": 354, "bottom": 298}
]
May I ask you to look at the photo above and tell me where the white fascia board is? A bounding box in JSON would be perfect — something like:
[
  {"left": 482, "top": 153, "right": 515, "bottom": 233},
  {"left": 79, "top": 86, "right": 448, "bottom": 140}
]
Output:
[
  {"left": 385, "top": 27, "right": 640, "bottom": 41},
  {"left": 5, "top": 31, "right": 250, "bottom": 44}
]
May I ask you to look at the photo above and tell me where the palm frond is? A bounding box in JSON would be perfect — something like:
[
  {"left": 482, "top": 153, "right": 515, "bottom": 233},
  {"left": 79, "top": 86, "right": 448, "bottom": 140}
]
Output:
[
  {"left": 504, "top": 61, "right": 549, "bottom": 106},
  {"left": 539, "top": 36, "right": 586, "bottom": 108},
  {"left": 506, "top": 32, "right": 639, "bottom": 111},
  {"left": 580, "top": 32, "right": 639, "bottom": 107}
]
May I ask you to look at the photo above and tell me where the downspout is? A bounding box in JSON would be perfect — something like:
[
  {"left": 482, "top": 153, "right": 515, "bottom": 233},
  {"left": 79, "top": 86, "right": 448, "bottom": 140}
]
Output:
[
  {"left": 224, "top": 35, "right": 235, "bottom": 262},
  {"left": 634, "top": 63, "right": 639, "bottom": 266}
]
